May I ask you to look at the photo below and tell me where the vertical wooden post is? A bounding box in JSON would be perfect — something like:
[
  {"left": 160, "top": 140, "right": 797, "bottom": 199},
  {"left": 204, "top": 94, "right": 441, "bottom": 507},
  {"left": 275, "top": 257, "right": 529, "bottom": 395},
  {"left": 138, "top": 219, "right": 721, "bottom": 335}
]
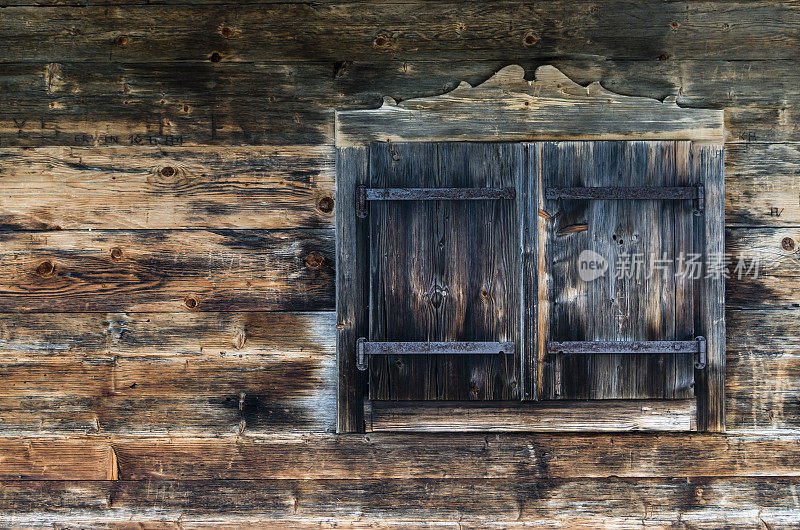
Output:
[
  {"left": 336, "top": 146, "right": 369, "bottom": 433},
  {"left": 694, "top": 143, "right": 726, "bottom": 432}
]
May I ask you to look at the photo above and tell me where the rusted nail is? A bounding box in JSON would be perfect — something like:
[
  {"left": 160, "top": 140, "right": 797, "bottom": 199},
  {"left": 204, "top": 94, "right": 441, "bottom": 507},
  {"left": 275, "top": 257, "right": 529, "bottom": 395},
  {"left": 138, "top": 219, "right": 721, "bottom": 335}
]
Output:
[
  {"left": 115, "top": 35, "right": 129, "bottom": 47},
  {"left": 523, "top": 33, "right": 538, "bottom": 46},
  {"left": 659, "top": 54, "right": 669, "bottom": 61},
  {"left": 305, "top": 253, "right": 325, "bottom": 269},
  {"left": 782, "top": 237, "right": 795, "bottom": 251},
  {"left": 110, "top": 247, "right": 124, "bottom": 261},
  {"left": 317, "top": 196, "right": 334, "bottom": 213},
  {"left": 160, "top": 166, "right": 176, "bottom": 178},
  {"left": 210, "top": 52, "right": 222, "bottom": 63},
  {"left": 35, "top": 260, "right": 55, "bottom": 277},
  {"left": 185, "top": 296, "right": 199, "bottom": 309},
  {"left": 395, "top": 359, "right": 403, "bottom": 368},
  {"left": 670, "top": 21, "right": 680, "bottom": 30}
]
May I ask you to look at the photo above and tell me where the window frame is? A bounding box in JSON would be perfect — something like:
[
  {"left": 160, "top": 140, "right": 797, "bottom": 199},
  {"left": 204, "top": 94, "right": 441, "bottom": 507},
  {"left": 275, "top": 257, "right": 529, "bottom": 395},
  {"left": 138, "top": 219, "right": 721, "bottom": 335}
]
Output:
[{"left": 335, "top": 65, "right": 725, "bottom": 434}]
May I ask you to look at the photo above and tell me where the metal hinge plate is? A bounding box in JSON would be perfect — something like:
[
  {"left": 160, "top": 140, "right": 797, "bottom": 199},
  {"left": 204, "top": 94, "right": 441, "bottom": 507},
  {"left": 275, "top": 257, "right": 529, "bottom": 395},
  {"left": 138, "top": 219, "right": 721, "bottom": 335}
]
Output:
[
  {"left": 545, "top": 185, "right": 705, "bottom": 215},
  {"left": 356, "top": 339, "right": 515, "bottom": 371},
  {"left": 356, "top": 186, "right": 516, "bottom": 218},
  {"left": 547, "top": 336, "right": 707, "bottom": 370}
]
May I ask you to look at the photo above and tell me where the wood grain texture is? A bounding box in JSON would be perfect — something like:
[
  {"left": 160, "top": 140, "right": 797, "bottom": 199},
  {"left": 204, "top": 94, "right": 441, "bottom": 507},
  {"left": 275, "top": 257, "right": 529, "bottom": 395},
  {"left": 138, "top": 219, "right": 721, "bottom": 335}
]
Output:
[
  {"left": 0, "top": 229, "right": 333, "bottom": 312},
  {"left": 366, "top": 400, "right": 696, "bottom": 432},
  {"left": 2, "top": 478, "right": 800, "bottom": 527},
  {"left": 335, "top": 147, "right": 368, "bottom": 433},
  {"left": 5, "top": 432, "right": 800, "bottom": 480},
  {"left": 0, "top": 146, "right": 335, "bottom": 229},
  {"left": 368, "top": 142, "right": 521, "bottom": 400},
  {"left": 1, "top": 2, "right": 799, "bottom": 63},
  {"left": 537, "top": 141, "right": 697, "bottom": 400},
  {"left": 0, "top": 60, "right": 795, "bottom": 147},
  {"left": 337, "top": 66, "right": 724, "bottom": 147}
]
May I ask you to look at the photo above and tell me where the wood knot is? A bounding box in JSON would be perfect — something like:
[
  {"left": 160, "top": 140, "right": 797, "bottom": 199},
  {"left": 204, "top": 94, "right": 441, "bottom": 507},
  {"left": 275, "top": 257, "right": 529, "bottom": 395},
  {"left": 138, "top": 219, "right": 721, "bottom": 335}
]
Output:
[
  {"left": 659, "top": 54, "right": 669, "bottom": 61},
  {"left": 523, "top": 33, "right": 538, "bottom": 46},
  {"left": 317, "top": 196, "right": 334, "bottom": 214},
  {"left": 305, "top": 253, "right": 325, "bottom": 269},
  {"left": 184, "top": 296, "right": 199, "bottom": 309},
  {"left": 210, "top": 52, "right": 222, "bottom": 63},
  {"left": 110, "top": 247, "right": 124, "bottom": 261},
  {"left": 115, "top": 35, "right": 129, "bottom": 46},
  {"left": 220, "top": 26, "right": 235, "bottom": 39},
  {"left": 782, "top": 237, "right": 795, "bottom": 251},
  {"left": 480, "top": 288, "right": 489, "bottom": 300},
  {"left": 233, "top": 331, "right": 246, "bottom": 350},
  {"left": 670, "top": 21, "right": 680, "bottom": 30},
  {"left": 35, "top": 260, "right": 55, "bottom": 277},
  {"left": 373, "top": 36, "right": 390, "bottom": 48},
  {"left": 160, "top": 166, "right": 176, "bottom": 178}
]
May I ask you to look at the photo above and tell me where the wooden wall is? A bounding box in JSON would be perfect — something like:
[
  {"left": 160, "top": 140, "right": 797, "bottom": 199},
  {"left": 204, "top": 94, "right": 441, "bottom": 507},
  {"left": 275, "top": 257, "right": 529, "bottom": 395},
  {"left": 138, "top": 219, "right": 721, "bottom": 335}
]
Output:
[{"left": 1, "top": 1, "right": 800, "bottom": 526}]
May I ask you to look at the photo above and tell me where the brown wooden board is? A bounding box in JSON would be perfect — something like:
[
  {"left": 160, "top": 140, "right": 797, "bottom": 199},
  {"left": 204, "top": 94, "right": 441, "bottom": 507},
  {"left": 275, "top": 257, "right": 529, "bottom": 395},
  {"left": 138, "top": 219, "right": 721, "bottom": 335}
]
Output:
[
  {"left": 537, "top": 141, "right": 698, "bottom": 400},
  {"left": 367, "top": 142, "right": 522, "bottom": 400}
]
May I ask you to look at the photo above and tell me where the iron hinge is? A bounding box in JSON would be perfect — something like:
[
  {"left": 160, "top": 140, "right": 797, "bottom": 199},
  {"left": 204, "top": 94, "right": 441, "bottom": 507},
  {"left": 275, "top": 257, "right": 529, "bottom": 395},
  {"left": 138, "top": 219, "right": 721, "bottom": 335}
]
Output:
[
  {"left": 545, "top": 185, "right": 705, "bottom": 215},
  {"left": 355, "top": 186, "right": 516, "bottom": 218},
  {"left": 356, "top": 338, "right": 514, "bottom": 371},
  {"left": 546, "top": 336, "right": 707, "bottom": 370}
]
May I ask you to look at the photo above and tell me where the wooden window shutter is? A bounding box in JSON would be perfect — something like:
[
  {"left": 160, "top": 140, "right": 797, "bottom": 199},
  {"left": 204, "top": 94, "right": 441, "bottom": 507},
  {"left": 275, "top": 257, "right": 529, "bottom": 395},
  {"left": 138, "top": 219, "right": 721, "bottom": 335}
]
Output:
[
  {"left": 537, "top": 141, "right": 708, "bottom": 401},
  {"left": 367, "top": 142, "right": 526, "bottom": 400}
]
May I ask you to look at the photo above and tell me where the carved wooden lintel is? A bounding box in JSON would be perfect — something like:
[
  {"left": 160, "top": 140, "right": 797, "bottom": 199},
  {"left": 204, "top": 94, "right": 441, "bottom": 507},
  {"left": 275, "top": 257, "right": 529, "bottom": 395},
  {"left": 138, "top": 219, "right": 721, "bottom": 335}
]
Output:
[{"left": 335, "top": 65, "right": 724, "bottom": 146}]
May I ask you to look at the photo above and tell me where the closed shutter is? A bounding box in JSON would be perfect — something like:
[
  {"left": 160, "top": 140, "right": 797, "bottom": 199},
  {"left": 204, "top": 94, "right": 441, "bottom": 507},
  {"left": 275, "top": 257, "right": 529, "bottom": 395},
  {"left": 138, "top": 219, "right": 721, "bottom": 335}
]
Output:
[
  {"left": 537, "top": 141, "right": 699, "bottom": 400},
  {"left": 367, "top": 142, "right": 524, "bottom": 400}
]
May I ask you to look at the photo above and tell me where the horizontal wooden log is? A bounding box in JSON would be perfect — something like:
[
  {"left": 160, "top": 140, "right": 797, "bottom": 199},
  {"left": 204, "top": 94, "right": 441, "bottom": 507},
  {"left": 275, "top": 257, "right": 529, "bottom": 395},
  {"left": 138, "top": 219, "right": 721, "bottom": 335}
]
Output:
[
  {"left": 1, "top": 307, "right": 800, "bottom": 434},
  {"left": 726, "top": 228, "right": 800, "bottom": 309},
  {"left": 1, "top": 3, "right": 800, "bottom": 63},
  {"left": 0, "top": 229, "right": 333, "bottom": 312},
  {"left": 366, "top": 400, "right": 696, "bottom": 432},
  {"left": 0, "top": 142, "right": 794, "bottom": 229},
  {"left": 0, "top": 146, "right": 334, "bottom": 230},
  {"left": 4, "top": 432, "right": 800, "bottom": 481},
  {"left": 0, "top": 478, "right": 799, "bottom": 526},
  {"left": 0, "top": 312, "right": 336, "bottom": 436}
]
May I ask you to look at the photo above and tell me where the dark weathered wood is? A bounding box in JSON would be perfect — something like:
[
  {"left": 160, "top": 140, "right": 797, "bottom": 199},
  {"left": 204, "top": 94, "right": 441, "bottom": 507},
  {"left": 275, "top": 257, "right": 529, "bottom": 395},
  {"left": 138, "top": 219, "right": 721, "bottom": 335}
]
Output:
[
  {"left": 694, "top": 144, "right": 726, "bottom": 432},
  {"left": 3, "top": 478, "right": 800, "bottom": 527},
  {"left": 0, "top": 146, "right": 335, "bottom": 230},
  {"left": 2, "top": 3, "right": 800, "bottom": 63},
  {"left": 0, "top": 229, "right": 333, "bottom": 312},
  {"left": 366, "top": 400, "right": 695, "bottom": 432},
  {"left": 538, "top": 141, "right": 697, "bottom": 400},
  {"left": 335, "top": 147, "right": 368, "bottom": 433},
  {"left": 368, "top": 142, "right": 521, "bottom": 400}
]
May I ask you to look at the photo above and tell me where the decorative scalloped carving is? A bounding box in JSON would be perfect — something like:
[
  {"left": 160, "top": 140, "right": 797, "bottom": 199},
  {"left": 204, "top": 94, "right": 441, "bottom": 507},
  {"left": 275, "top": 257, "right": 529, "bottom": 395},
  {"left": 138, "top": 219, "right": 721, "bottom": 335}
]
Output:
[{"left": 336, "top": 65, "right": 723, "bottom": 146}]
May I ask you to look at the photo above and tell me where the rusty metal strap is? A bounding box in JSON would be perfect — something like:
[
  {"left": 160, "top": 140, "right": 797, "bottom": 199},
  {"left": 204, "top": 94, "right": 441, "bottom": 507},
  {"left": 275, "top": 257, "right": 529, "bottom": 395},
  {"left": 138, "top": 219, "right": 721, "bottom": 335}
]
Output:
[
  {"left": 356, "top": 339, "right": 514, "bottom": 371},
  {"left": 356, "top": 186, "right": 516, "bottom": 218},
  {"left": 545, "top": 186, "right": 704, "bottom": 213},
  {"left": 547, "top": 337, "right": 707, "bottom": 369}
]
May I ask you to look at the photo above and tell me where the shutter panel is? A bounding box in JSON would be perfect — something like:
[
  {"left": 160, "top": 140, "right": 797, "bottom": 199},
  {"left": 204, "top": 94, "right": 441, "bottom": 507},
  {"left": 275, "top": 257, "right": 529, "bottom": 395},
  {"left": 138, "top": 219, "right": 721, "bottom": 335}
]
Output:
[
  {"left": 368, "top": 142, "right": 523, "bottom": 400},
  {"left": 538, "top": 141, "right": 697, "bottom": 400}
]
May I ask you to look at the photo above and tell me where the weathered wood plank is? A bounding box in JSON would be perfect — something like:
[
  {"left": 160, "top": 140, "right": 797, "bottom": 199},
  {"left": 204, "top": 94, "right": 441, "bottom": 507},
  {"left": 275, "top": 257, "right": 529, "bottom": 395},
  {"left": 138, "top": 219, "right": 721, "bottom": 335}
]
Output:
[
  {"left": 335, "top": 147, "right": 368, "bottom": 433},
  {"left": 0, "top": 142, "right": 795, "bottom": 231},
  {"left": 6, "top": 432, "right": 800, "bottom": 481},
  {"left": 0, "top": 312, "right": 336, "bottom": 436},
  {"left": 1, "top": 478, "right": 799, "bottom": 527},
  {"left": 337, "top": 67, "right": 723, "bottom": 147},
  {"left": 694, "top": 144, "right": 726, "bottom": 432},
  {"left": 0, "top": 229, "right": 333, "bottom": 312},
  {"left": 726, "top": 228, "right": 800, "bottom": 309},
  {"left": 366, "top": 400, "right": 696, "bottom": 432},
  {"left": 2, "top": 3, "right": 799, "bottom": 63},
  {"left": 0, "top": 146, "right": 334, "bottom": 230}
]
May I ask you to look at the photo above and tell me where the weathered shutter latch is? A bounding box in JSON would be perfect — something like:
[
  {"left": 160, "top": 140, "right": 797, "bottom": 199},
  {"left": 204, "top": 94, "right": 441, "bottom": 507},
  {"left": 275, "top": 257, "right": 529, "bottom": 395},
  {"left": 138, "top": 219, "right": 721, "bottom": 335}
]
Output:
[
  {"left": 356, "top": 338, "right": 515, "bottom": 371},
  {"left": 546, "top": 336, "right": 707, "bottom": 370}
]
